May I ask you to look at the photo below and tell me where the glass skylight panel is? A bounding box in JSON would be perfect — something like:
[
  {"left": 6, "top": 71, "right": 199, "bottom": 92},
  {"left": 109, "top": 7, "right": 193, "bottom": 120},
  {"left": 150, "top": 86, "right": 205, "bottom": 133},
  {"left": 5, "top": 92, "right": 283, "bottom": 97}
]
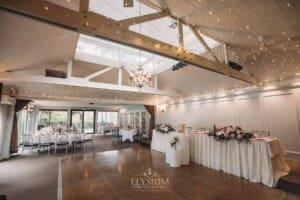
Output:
[
  {"left": 130, "top": 17, "right": 179, "bottom": 47},
  {"left": 89, "top": 0, "right": 156, "bottom": 20},
  {"left": 182, "top": 24, "right": 220, "bottom": 55},
  {"left": 75, "top": 34, "right": 177, "bottom": 74}
]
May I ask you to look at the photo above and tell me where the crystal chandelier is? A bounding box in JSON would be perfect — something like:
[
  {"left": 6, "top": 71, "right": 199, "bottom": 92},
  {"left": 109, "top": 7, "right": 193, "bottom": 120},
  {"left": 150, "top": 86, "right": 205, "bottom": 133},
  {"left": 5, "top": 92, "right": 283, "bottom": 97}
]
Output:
[
  {"left": 127, "top": 3, "right": 153, "bottom": 88},
  {"left": 129, "top": 66, "right": 153, "bottom": 88}
]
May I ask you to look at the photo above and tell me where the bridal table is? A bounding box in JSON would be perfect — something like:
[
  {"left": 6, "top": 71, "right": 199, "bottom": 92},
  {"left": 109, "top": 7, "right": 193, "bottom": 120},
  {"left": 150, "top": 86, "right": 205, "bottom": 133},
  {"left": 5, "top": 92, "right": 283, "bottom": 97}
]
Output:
[
  {"left": 189, "top": 133, "right": 290, "bottom": 187},
  {"left": 151, "top": 130, "right": 190, "bottom": 165}
]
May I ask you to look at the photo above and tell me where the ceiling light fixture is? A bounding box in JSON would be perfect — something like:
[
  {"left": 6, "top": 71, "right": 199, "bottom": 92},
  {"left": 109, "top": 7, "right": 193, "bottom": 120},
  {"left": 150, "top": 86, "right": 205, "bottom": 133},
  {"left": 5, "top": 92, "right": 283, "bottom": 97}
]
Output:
[
  {"left": 128, "top": 3, "right": 153, "bottom": 88},
  {"left": 129, "top": 66, "right": 153, "bottom": 88}
]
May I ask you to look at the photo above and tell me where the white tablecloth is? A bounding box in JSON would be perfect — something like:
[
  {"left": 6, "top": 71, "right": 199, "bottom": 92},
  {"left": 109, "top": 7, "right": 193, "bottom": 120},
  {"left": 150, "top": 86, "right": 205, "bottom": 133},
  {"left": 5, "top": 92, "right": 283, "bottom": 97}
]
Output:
[
  {"left": 49, "top": 134, "right": 84, "bottom": 145},
  {"left": 151, "top": 130, "right": 190, "bottom": 165},
  {"left": 190, "top": 134, "right": 290, "bottom": 187},
  {"left": 120, "top": 129, "right": 137, "bottom": 142}
]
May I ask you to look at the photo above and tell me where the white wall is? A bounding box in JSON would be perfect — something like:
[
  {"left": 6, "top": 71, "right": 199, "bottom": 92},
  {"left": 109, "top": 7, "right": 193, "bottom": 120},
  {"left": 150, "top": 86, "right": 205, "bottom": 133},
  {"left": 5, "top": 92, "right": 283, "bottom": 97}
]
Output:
[{"left": 157, "top": 88, "right": 300, "bottom": 153}]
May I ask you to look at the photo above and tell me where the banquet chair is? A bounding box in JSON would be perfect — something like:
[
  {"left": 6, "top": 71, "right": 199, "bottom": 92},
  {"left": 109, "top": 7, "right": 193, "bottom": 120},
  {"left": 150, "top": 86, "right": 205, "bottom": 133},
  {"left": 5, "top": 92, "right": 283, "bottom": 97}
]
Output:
[
  {"left": 72, "top": 134, "right": 84, "bottom": 153},
  {"left": 21, "top": 135, "right": 39, "bottom": 154},
  {"left": 55, "top": 134, "right": 69, "bottom": 153},
  {"left": 83, "top": 133, "right": 94, "bottom": 152},
  {"left": 112, "top": 127, "right": 122, "bottom": 144},
  {"left": 39, "top": 134, "right": 54, "bottom": 155}
]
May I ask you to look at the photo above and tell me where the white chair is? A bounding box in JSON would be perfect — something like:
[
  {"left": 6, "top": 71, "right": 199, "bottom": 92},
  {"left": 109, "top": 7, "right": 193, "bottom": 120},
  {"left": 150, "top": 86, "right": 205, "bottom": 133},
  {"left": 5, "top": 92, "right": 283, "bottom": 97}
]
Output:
[
  {"left": 55, "top": 134, "right": 69, "bottom": 153},
  {"left": 72, "top": 134, "right": 84, "bottom": 153},
  {"left": 39, "top": 134, "right": 54, "bottom": 155},
  {"left": 21, "top": 135, "right": 39, "bottom": 154},
  {"left": 83, "top": 133, "right": 94, "bottom": 152}
]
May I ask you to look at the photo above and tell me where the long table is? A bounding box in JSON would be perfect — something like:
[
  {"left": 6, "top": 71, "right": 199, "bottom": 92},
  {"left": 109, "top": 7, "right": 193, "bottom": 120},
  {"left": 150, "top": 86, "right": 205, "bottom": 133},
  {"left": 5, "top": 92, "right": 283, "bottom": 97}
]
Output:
[{"left": 189, "top": 134, "right": 290, "bottom": 187}]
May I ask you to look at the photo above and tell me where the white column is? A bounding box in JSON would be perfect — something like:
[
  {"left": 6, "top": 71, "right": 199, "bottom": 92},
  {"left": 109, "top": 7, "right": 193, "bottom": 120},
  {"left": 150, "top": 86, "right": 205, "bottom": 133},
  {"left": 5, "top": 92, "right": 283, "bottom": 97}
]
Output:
[
  {"left": 67, "top": 60, "right": 72, "bottom": 78},
  {"left": 154, "top": 76, "right": 158, "bottom": 89},
  {"left": 118, "top": 68, "right": 122, "bottom": 85}
]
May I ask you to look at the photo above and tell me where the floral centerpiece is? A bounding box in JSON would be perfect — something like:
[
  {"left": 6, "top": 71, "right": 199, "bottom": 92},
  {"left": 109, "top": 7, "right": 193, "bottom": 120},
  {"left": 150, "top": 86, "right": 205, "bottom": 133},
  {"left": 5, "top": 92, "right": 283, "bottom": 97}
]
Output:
[
  {"left": 156, "top": 123, "right": 175, "bottom": 134},
  {"left": 208, "top": 125, "right": 254, "bottom": 142},
  {"left": 170, "top": 136, "right": 179, "bottom": 149},
  {"left": 177, "top": 124, "right": 185, "bottom": 133}
]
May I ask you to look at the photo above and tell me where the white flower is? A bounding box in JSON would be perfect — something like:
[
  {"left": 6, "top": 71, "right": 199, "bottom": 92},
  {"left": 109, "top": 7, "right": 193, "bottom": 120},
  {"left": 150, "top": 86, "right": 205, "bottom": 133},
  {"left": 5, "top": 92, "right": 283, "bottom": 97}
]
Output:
[{"left": 216, "top": 130, "right": 224, "bottom": 136}]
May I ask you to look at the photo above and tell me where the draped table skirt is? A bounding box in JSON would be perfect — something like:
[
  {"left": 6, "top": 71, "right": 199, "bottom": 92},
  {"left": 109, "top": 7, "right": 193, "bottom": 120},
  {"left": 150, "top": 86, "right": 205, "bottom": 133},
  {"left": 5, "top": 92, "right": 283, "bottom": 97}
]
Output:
[
  {"left": 151, "top": 130, "right": 190, "bottom": 165},
  {"left": 189, "top": 134, "right": 290, "bottom": 187}
]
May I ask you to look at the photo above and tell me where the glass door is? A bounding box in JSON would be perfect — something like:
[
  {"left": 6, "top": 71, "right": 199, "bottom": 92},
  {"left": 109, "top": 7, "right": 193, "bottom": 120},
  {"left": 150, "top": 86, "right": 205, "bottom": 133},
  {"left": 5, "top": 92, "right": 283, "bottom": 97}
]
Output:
[
  {"left": 71, "top": 110, "right": 95, "bottom": 133},
  {"left": 71, "top": 110, "right": 83, "bottom": 133},
  {"left": 83, "top": 111, "right": 95, "bottom": 134}
]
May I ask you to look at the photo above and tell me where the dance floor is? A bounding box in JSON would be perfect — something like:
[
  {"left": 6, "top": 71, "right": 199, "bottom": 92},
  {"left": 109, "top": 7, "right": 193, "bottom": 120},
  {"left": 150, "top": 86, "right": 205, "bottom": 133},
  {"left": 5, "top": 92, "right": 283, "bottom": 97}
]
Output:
[{"left": 60, "top": 146, "right": 287, "bottom": 200}]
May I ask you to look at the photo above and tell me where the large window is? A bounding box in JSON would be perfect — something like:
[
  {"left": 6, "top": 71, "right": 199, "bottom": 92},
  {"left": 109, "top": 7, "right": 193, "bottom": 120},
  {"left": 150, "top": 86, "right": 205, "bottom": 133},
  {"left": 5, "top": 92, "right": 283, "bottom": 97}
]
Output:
[
  {"left": 38, "top": 110, "right": 68, "bottom": 129},
  {"left": 97, "top": 111, "right": 118, "bottom": 126},
  {"left": 71, "top": 110, "right": 95, "bottom": 134}
]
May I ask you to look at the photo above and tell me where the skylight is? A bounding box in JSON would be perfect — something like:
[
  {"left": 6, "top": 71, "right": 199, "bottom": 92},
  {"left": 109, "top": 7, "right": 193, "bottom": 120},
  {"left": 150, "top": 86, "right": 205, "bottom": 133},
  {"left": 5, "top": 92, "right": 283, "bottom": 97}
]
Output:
[
  {"left": 75, "top": 34, "right": 178, "bottom": 74},
  {"left": 89, "top": 0, "right": 220, "bottom": 51}
]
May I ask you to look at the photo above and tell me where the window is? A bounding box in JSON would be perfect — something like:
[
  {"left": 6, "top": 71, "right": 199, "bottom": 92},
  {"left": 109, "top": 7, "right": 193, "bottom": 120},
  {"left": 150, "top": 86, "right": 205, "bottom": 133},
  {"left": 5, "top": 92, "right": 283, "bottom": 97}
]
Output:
[
  {"left": 97, "top": 111, "right": 118, "bottom": 126},
  {"left": 38, "top": 110, "right": 68, "bottom": 129},
  {"left": 71, "top": 110, "right": 95, "bottom": 134}
]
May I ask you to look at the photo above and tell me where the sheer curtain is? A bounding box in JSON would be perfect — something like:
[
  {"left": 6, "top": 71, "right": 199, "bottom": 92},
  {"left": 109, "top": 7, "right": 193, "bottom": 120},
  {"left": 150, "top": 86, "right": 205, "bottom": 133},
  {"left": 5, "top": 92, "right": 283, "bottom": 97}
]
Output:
[{"left": 0, "top": 104, "right": 15, "bottom": 160}]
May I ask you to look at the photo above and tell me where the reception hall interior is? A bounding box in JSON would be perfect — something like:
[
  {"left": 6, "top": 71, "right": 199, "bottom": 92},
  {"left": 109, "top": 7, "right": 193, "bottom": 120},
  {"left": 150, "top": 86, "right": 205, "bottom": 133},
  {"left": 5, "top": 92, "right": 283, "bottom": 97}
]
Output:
[{"left": 0, "top": 0, "right": 300, "bottom": 199}]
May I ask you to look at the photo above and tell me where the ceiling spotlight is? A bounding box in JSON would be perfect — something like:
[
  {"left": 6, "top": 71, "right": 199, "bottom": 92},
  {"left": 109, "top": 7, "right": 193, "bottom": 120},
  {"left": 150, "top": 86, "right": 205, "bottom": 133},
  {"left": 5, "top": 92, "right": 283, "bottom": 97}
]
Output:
[
  {"left": 124, "top": 0, "right": 134, "bottom": 7},
  {"left": 172, "top": 61, "right": 187, "bottom": 71}
]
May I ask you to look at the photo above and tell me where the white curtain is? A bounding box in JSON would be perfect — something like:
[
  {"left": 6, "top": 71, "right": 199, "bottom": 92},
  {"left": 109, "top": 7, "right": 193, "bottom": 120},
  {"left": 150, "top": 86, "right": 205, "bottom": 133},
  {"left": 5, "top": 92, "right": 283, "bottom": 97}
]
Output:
[{"left": 0, "top": 104, "right": 15, "bottom": 160}]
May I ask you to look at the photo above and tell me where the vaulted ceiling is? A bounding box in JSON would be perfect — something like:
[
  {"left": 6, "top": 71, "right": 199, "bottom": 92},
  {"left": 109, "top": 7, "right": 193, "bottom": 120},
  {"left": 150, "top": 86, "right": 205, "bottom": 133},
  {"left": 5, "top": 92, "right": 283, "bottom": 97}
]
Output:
[{"left": 0, "top": 0, "right": 300, "bottom": 106}]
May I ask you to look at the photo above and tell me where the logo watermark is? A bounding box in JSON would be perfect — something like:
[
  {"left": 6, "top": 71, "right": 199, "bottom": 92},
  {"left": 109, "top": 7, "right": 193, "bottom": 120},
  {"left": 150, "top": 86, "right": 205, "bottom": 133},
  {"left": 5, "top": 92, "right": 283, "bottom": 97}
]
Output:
[{"left": 131, "top": 168, "right": 169, "bottom": 191}]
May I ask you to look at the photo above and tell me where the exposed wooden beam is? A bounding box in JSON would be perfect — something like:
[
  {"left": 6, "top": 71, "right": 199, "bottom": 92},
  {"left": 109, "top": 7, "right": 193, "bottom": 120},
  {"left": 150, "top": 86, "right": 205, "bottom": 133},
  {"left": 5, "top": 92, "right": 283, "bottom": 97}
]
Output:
[
  {"left": 84, "top": 67, "right": 113, "bottom": 80},
  {"left": 79, "top": 0, "right": 89, "bottom": 13},
  {"left": 119, "top": 12, "right": 168, "bottom": 27},
  {"left": 0, "top": 0, "right": 257, "bottom": 84},
  {"left": 178, "top": 19, "right": 184, "bottom": 49},
  {"left": 0, "top": 72, "right": 181, "bottom": 97},
  {"left": 189, "top": 25, "right": 221, "bottom": 63}
]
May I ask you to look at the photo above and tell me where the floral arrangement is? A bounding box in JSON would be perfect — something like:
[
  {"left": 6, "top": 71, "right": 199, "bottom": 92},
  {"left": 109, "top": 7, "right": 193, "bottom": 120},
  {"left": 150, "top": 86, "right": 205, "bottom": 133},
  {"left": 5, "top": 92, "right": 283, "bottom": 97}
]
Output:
[
  {"left": 177, "top": 124, "right": 185, "bottom": 133},
  {"left": 156, "top": 123, "right": 175, "bottom": 134},
  {"left": 170, "top": 136, "right": 179, "bottom": 149},
  {"left": 208, "top": 126, "right": 254, "bottom": 142}
]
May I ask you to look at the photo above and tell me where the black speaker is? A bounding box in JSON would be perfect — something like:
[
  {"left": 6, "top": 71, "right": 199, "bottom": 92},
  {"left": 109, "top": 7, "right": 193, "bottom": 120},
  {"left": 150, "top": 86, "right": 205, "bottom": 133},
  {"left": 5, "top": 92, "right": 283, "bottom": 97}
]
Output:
[{"left": 228, "top": 61, "right": 243, "bottom": 71}]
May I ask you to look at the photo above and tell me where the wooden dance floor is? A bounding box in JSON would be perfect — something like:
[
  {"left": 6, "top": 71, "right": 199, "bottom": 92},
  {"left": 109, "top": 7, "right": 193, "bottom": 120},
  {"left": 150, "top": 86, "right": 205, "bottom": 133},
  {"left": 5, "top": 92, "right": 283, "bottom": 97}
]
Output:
[{"left": 60, "top": 146, "right": 286, "bottom": 200}]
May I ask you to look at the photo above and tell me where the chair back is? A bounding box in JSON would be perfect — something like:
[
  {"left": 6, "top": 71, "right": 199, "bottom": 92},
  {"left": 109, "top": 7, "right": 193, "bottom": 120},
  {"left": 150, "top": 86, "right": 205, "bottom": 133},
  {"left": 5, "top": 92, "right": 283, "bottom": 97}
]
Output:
[
  {"left": 40, "top": 134, "right": 51, "bottom": 144},
  {"left": 32, "top": 135, "right": 40, "bottom": 144},
  {"left": 56, "top": 134, "right": 68, "bottom": 143},
  {"left": 84, "top": 133, "right": 93, "bottom": 140},
  {"left": 22, "top": 135, "right": 32, "bottom": 144}
]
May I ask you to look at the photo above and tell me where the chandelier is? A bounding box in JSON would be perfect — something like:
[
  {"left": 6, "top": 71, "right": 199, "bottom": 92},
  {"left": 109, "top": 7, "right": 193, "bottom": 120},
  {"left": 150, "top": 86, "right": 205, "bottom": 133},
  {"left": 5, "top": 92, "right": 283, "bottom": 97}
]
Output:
[
  {"left": 127, "top": 3, "right": 153, "bottom": 88},
  {"left": 129, "top": 66, "right": 153, "bottom": 88}
]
